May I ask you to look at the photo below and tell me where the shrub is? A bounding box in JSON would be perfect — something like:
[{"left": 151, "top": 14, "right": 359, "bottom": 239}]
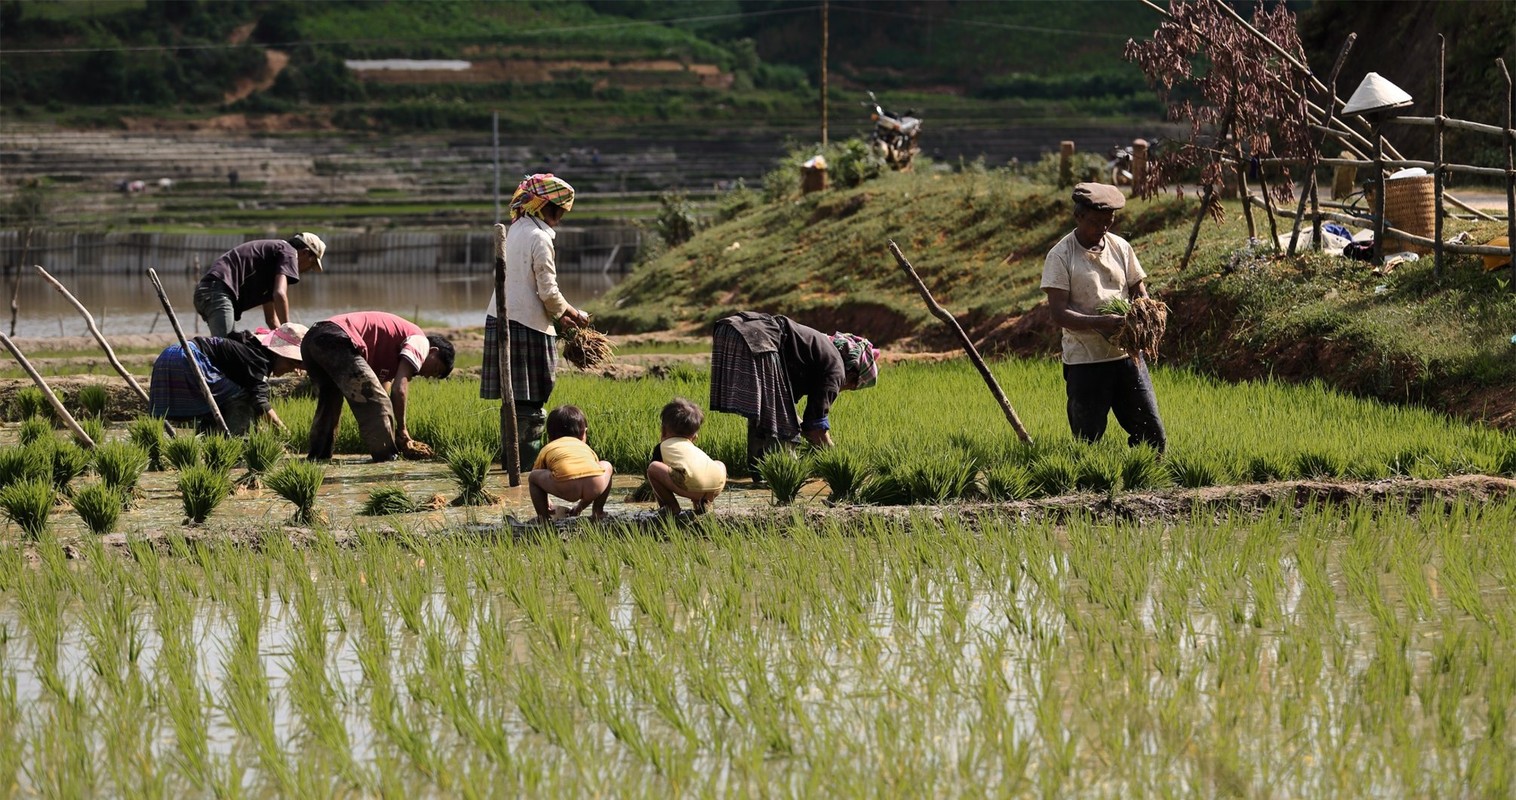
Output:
[
  {"left": 128, "top": 416, "right": 168, "bottom": 471},
  {"left": 362, "top": 485, "right": 420, "bottom": 516},
  {"left": 18, "top": 417, "right": 53, "bottom": 447},
  {"left": 93, "top": 441, "right": 149, "bottom": 499},
  {"left": 811, "top": 449, "right": 863, "bottom": 504},
  {"left": 756, "top": 449, "right": 810, "bottom": 505},
  {"left": 177, "top": 466, "right": 230, "bottom": 525},
  {"left": 264, "top": 461, "right": 326, "bottom": 525},
  {"left": 165, "top": 436, "right": 202, "bottom": 470},
  {"left": 446, "top": 442, "right": 497, "bottom": 506},
  {"left": 202, "top": 435, "right": 244, "bottom": 475},
  {"left": 70, "top": 482, "right": 122, "bottom": 536},
  {"left": 10, "top": 388, "right": 49, "bottom": 421},
  {"left": 0, "top": 478, "right": 54, "bottom": 539},
  {"left": 75, "top": 384, "right": 109, "bottom": 419}
]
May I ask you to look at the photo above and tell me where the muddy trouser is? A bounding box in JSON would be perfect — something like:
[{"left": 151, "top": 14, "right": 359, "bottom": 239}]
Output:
[
  {"left": 1063, "top": 357, "right": 1167, "bottom": 451},
  {"left": 192, "top": 280, "right": 237, "bottom": 338},
  {"left": 517, "top": 402, "right": 547, "bottom": 470},
  {"left": 302, "top": 322, "right": 399, "bottom": 461}
]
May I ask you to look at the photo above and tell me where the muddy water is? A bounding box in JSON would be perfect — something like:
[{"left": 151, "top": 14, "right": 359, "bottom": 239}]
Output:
[{"left": 4, "top": 271, "right": 622, "bottom": 338}]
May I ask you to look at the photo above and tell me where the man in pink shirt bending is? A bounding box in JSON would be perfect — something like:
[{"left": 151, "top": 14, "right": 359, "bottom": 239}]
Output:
[{"left": 300, "top": 311, "right": 455, "bottom": 462}]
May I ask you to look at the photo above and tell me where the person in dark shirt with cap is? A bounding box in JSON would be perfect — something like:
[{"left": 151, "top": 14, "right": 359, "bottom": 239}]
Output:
[
  {"left": 194, "top": 232, "right": 326, "bottom": 337},
  {"left": 1039, "top": 182, "right": 1166, "bottom": 450}
]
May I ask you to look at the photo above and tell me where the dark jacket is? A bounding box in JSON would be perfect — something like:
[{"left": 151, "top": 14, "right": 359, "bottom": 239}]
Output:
[
  {"left": 193, "top": 331, "right": 275, "bottom": 413},
  {"left": 720, "top": 311, "right": 844, "bottom": 429}
]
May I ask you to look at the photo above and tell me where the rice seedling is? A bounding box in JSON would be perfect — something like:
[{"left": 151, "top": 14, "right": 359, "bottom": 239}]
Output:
[
  {"left": 240, "top": 428, "right": 286, "bottom": 487},
  {"left": 1294, "top": 451, "right": 1345, "bottom": 481},
  {"left": 854, "top": 472, "right": 911, "bottom": 505},
  {"left": 75, "top": 384, "right": 110, "bottom": 419},
  {"left": 984, "top": 463, "right": 1033, "bottom": 500},
  {"left": 811, "top": 448, "right": 864, "bottom": 504},
  {"left": 201, "top": 435, "right": 244, "bottom": 475},
  {"left": 79, "top": 415, "right": 106, "bottom": 445},
  {"left": 165, "top": 435, "right": 202, "bottom": 470},
  {"left": 756, "top": 449, "right": 810, "bottom": 505},
  {"left": 445, "top": 441, "right": 498, "bottom": 506},
  {"left": 264, "top": 461, "right": 326, "bottom": 525},
  {"left": 69, "top": 482, "right": 123, "bottom": 535},
  {"left": 0, "top": 445, "right": 50, "bottom": 490},
  {"left": 901, "top": 457, "right": 981, "bottom": 503},
  {"left": 362, "top": 485, "right": 421, "bottom": 515},
  {"left": 128, "top": 415, "right": 168, "bottom": 471},
  {"left": 176, "top": 466, "right": 230, "bottom": 524},
  {"left": 92, "top": 441, "right": 149, "bottom": 501},
  {"left": 18, "top": 416, "right": 54, "bottom": 446},
  {"left": 1243, "top": 453, "right": 1288, "bottom": 483},
  {"left": 1121, "top": 445, "right": 1172, "bottom": 492},
  {"left": 1166, "top": 453, "right": 1221, "bottom": 488},
  {"left": 48, "top": 439, "right": 92, "bottom": 495},
  {"left": 0, "top": 478, "right": 54, "bottom": 539},
  {"left": 9, "top": 387, "right": 49, "bottom": 421},
  {"left": 561, "top": 326, "right": 615, "bottom": 369},
  {"left": 1028, "top": 451, "right": 1080, "bottom": 497}
]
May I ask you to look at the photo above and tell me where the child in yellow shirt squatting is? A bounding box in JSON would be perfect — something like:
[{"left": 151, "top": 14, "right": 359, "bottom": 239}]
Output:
[
  {"left": 646, "top": 397, "right": 727, "bottom": 515},
  {"left": 530, "top": 405, "right": 614, "bottom": 522}
]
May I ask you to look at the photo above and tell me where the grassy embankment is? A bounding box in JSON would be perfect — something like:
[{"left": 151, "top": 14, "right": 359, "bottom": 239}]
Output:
[{"left": 593, "top": 162, "right": 1516, "bottom": 428}]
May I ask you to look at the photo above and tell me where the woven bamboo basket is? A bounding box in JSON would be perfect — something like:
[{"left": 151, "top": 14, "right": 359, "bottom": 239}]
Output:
[{"left": 1379, "top": 174, "right": 1436, "bottom": 255}]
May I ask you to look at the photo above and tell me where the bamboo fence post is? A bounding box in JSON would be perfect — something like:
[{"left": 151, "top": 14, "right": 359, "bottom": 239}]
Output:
[
  {"left": 146, "top": 268, "right": 230, "bottom": 437},
  {"left": 1372, "top": 127, "right": 1387, "bottom": 265},
  {"left": 887, "top": 241, "right": 1032, "bottom": 444},
  {"left": 1180, "top": 94, "right": 1239, "bottom": 271},
  {"left": 0, "top": 331, "right": 94, "bottom": 448},
  {"left": 1290, "top": 33, "right": 1355, "bottom": 256},
  {"left": 494, "top": 223, "right": 520, "bottom": 486},
  {"left": 1235, "top": 148, "right": 1257, "bottom": 240},
  {"left": 1502, "top": 58, "right": 1516, "bottom": 290},
  {"left": 1435, "top": 36, "right": 1446, "bottom": 277},
  {"left": 33, "top": 265, "right": 150, "bottom": 404}
]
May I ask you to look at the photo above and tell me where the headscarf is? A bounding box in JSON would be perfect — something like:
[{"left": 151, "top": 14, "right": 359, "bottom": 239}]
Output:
[
  {"left": 831, "top": 332, "right": 879, "bottom": 390},
  {"left": 510, "top": 173, "right": 575, "bottom": 221}
]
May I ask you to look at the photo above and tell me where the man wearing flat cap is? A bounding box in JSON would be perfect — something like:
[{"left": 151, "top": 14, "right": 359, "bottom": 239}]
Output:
[{"left": 1039, "top": 182, "right": 1166, "bottom": 450}]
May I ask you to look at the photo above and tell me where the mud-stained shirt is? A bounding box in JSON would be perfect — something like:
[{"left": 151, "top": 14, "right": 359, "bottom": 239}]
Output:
[
  {"left": 1040, "top": 230, "right": 1146, "bottom": 365},
  {"left": 328, "top": 311, "right": 429, "bottom": 382}
]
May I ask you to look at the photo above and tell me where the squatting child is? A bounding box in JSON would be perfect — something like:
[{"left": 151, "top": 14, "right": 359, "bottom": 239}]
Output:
[
  {"left": 529, "top": 405, "right": 614, "bottom": 521},
  {"left": 646, "top": 397, "right": 727, "bottom": 515}
]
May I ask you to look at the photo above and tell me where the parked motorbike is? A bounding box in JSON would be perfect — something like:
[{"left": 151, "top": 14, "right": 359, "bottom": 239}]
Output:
[
  {"left": 863, "top": 91, "right": 921, "bottom": 171},
  {"left": 1107, "top": 145, "right": 1134, "bottom": 186}
]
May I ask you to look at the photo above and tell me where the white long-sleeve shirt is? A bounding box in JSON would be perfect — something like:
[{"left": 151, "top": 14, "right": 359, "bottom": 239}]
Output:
[{"left": 484, "top": 215, "right": 570, "bottom": 335}]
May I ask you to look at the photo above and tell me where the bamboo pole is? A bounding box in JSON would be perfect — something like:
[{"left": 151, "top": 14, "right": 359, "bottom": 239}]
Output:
[
  {"left": 1392, "top": 116, "right": 1506, "bottom": 136},
  {"left": 1237, "top": 145, "right": 1257, "bottom": 240},
  {"left": 1264, "top": 153, "right": 1508, "bottom": 179},
  {"left": 887, "top": 241, "right": 1031, "bottom": 444},
  {"left": 8, "top": 228, "right": 30, "bottom": 337},
  {"left": 1373, "top": 126, "right": 1387, "bottom": 265},
  {"left": 494, "top": 223, "right": 520, "bottom": 486},
  {"left": 1263, "top": 203, "right": 1513, "bottom": 255},
  {"left": 1503, "top": 59, "right": 1516, "bottom": 288},
  {"left": 1434, "top": 36, "right": 1446, "bottom": 277},
  {"left": 1291, "top": 34, "right": 1355, "bottom": 256},
  {"left": 0, "top": 331, "right": 94, "bottom": 448},
  {"left": 1257, "top": 164, "right": 1281, "bottom": 251},
  {"left": 146, "top": 268, "right": 230, "bottom": 437},
  {"left": 1181, "top": 94, "right": 1239, "bottom": 270},
  {"left": 33, "top": 265, "right": 150, "bottom": 404}
]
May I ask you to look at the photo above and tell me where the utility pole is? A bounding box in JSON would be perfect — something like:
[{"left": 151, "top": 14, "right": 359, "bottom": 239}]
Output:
[{"left": 821, "top": 0, "right": 829, "bottom": 146}]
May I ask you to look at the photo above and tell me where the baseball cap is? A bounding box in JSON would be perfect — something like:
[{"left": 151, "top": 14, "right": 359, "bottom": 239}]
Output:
[{"left": 293, "top": 232, "right": 326, "bottom": 272}]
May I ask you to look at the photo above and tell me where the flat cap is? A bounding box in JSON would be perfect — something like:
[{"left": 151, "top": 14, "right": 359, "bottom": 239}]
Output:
[{"left": 1072, "top": 182, "right": 1126, "bottom": 211}]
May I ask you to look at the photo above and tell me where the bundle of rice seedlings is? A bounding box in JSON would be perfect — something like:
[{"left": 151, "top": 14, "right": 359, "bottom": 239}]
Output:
[
  {"left": 1121, "top": 445, "right": 1172, "bottom": 492},
  {"left": 128, "top": 416, "right": 168, "bottom": 471},
  {"left": 264, "top": 461, "right": 326, "bottom": 525},
  {"left": 903, "top": 458, "right": 981, "bottom": 504},
  {"left": 810, "top": 448, "right": 864, "bottom": 504},
  {"left": 48, "top": 440, "right": 91, "bottom": 496},
  {"left": 18, "top": 417, "right": 54, "bottom": 447},
  {"left": 70, "top": 482, "right": 123, "bottom": 536},
  {"left": 75, "top": 384, "right": 109, "bottom": 419},
  {"left": 1293, "top": 451, "right": 1344, "bottom": 481},
  {"left": 240, "top": 428, "right": 286, "bottom": 488},
  {"left": 0, "top": 478, "right": 55, "bottom": 539},
  {"left": 756, "top": 449, "right": 810, "bottom": 505},
  {"left": 80, "top": 416, "right": 106, "bottom": 446},
  {"left": 0, "top": 446, "right": 50, "bottom": 490},
  {"left": 984, "top": 464, "right": 1033, "bottom": 501},
  {"left": 561, "top": 326, "right": 614, "bottom": 370},
  {"left": 202, "top": 435, "right": 244, "bottom": 476},
  {"left": 165, "top": 435, "right": 202, "bottom": 471},
  {"left": 1166, "top": 453, "right": 1221, "bottom": 489},
  {"left": 9, "top": 387, "right": 49, "bottom": 421},
  {"left": 1244, "top": 454, "right": 1289, "bottom": 484},
  {"left": 92, "top": 441, "right": 149, "bottom": 501},
  {"left": 1097, "top": 296, "right": 1170, "bottom": 363},
  {"left": 1028, "top": 452, "right": 1080, "bottom": 497},
  {"left": 178, "top": 466, "right": 230, "bottom": 525},
  {"left": 362, "top": 485, "right": 421, "bottom": 516},
  {"left": 446, "top": 442, "right": 498, "bottom": 506},
  {"left": 853, "top": 472, "right": 911, "bottom": 506}
]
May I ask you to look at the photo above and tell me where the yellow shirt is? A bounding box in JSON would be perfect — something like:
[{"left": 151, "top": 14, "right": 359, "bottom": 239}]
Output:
[
  {"left": 533, "top": 437, "right": 604, "bottom": 480},
  {"left": 656, "top": 437, "right": 727, "bottom": 493},
  {"left": 1040, "top": 230, "right": 1146, "bottom": 365}
]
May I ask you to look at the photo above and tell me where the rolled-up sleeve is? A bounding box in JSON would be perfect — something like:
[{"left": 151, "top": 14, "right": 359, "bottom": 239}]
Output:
[{"left": 531, "top": 236, "right": 570, "bottom": 320}]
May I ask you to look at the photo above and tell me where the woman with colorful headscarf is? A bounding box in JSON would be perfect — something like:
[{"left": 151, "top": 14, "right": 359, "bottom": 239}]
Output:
[
  {"left": 481, "top": 173, "right": 591, "bottom": 467},
  {"left": 710, "top": 311, "right": 879, "bottom": 470}
]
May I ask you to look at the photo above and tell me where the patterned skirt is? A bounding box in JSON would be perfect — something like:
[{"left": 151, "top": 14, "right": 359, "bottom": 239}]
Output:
[
  {"left": 148, "top": 342, "right": 239, "bottom": 419},
  {"left": 481, "top": 316, "right": 558, "bottom": 405},
  {"left": 709, "top": 322, "right": 800, "bottom": 440}
]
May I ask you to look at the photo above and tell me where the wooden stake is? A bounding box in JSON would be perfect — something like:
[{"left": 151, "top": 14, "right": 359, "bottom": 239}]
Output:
[
  {"left": 1181, "top": 94, "right": 1238, "bottom": 270},
  {"left": 0, "top": 331, "right": 94, "bottom": 448},
  {"left": 34, "top": 265, "right": 150, "bottom": 404},
  {"left": 494, "top": 223, "right": 520, "bottom": 486},
  {"left": 1435, "top": 36, "right": 1446, "bottom": 277},
  {"left": 1373, "top": 126, "right": 1387, "bottom": 265},
  {"left": 146, "top": 268, "right": 230, "bottom": 437},
  {"left": 888, "top": 241, "right": 1032, "bottom": 444},
  {"left": 1502, "top": 58, "right": 1516, "bottom": 289},
  {"left": 1290, "top": 33, "right": 1355, "bottom": 256}
]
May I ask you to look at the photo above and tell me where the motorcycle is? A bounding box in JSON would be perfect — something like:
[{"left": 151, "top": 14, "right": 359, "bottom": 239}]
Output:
[
  {"left": 1107, "top": 144, "right": 1134, "bottom": 186},
  {"left": 863, "top": 91, "right": 922, "bottom": 171}
]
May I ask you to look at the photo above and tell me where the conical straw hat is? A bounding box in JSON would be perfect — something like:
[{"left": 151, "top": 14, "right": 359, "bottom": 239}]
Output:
[{"left": 1341, "top": 72, "right": 1413, "bottom": 116}]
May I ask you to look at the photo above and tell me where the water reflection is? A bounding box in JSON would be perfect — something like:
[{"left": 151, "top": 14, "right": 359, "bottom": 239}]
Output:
[{"left": 6, "top": 271, "right": 622, "bottom": 338}]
